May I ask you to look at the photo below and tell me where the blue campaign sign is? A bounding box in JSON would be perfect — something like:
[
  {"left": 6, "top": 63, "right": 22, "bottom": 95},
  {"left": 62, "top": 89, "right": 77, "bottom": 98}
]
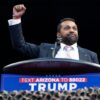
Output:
[{"left": 1, "top": 74, "right": 100, "bottom": 91}]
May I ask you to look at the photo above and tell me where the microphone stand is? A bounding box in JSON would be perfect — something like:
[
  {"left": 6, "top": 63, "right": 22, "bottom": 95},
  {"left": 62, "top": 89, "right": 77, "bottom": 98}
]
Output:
[{"left": 52, "top": 36, "right": 62, "bottom": 58}]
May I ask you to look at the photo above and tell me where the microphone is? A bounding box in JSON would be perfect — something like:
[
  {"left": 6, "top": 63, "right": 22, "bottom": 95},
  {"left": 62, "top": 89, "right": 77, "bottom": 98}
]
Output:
[
  {"left": 56, "top": 34, "right": 62, "bottom": 45},
  {"left": 52, "top": 35, "right": 62, "bottom": 58}
]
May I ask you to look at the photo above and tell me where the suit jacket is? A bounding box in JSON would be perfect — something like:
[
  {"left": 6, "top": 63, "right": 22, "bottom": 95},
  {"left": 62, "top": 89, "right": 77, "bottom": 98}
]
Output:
[{"left": 9, "top": 23, "right": 99, "bottom": 64}]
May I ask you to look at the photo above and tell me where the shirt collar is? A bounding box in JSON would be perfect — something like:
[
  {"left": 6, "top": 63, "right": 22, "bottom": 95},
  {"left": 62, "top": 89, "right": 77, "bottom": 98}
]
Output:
[{"left": 60, "top": 42, "right": 78, "bottom": 50}]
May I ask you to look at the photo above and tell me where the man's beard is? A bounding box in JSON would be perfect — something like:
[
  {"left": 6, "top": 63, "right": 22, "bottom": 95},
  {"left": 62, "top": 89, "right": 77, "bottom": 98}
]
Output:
[{"left": 62, "top": 33, "right": 78, "bottom": 45}]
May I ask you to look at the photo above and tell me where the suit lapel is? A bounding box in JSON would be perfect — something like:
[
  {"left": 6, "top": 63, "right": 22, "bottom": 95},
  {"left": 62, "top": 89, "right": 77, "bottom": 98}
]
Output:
[
  {"left": 78, "top": 47, "right": 89, "bottom": 61},
  {"left": 49, "top": 44, "right": 60, "bottom": 58},
  {"left": 55, "top": 45, "right": 60, "bottom": 56}
]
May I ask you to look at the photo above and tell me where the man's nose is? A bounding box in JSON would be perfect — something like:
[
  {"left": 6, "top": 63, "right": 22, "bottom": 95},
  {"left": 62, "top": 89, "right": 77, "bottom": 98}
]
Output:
[{"left": 69, "top": 28, "right": 74, "bottom": 32}]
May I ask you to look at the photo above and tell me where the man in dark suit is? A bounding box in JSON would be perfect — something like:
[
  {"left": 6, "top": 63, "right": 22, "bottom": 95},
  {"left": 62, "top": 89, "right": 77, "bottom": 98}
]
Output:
[{"left": 8, "top": 4, "right": 99, "bottom": 64}]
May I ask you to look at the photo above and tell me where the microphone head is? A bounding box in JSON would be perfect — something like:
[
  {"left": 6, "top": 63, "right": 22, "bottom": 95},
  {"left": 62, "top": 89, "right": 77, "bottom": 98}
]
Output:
[{"left": 57, "top": 35, "right": 62, "bottom": 44}]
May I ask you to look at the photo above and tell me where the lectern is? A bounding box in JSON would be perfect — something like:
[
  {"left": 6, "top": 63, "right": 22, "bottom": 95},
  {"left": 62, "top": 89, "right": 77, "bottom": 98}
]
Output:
[{"left": 1, "top": 58, "right": 100, "bottom": 91}]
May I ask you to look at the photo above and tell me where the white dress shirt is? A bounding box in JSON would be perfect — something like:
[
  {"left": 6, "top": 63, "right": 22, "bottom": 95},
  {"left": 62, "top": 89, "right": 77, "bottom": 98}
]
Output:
[{"left": 55, "top": 43, "right": 79, "bottom": 60}]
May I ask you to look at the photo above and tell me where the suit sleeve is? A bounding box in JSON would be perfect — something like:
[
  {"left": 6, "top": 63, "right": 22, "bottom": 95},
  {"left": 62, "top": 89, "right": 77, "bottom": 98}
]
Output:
[
  {"left": 92, "top": 52, "right": 99, "bottom": 64},
  {"left": 8, "top": 23, "right": 39, "bottom": 58}
]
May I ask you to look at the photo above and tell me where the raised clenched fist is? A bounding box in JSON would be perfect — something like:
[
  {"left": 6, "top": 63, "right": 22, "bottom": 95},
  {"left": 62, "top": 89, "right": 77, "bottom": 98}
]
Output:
[{"left": 13, "top": 4, "right": 26, "bottom": 19}]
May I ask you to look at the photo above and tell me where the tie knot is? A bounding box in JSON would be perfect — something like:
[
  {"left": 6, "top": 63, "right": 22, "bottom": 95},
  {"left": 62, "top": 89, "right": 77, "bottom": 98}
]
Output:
[{"left": 64, "top": 46, "right": 74, "bottom": 51}]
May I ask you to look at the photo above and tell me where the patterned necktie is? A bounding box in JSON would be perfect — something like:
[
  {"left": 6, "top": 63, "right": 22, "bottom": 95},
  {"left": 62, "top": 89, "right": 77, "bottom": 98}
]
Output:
[{"left": 64, "top": 46, "right": 74, "bottom": 59}]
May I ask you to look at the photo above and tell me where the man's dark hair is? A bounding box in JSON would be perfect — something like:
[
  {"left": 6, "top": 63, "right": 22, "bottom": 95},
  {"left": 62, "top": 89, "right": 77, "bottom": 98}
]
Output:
[{"left": 57, "top": 18, "right": 76, "bottom": 32}]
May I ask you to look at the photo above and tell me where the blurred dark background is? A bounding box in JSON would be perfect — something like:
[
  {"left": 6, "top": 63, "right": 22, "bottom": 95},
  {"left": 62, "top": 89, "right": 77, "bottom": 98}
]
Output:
[{"left": 0, "top": 0, "right": 100, "bottom": 71}]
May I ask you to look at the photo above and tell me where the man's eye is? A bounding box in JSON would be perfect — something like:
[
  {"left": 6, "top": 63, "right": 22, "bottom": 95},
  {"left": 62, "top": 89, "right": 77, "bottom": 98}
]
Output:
[
  {"left": 73, "top": 27, "right": 77, "bottom": 30},
  {"left": 64, "top": 27, "right": 70, "bottom": 30}
]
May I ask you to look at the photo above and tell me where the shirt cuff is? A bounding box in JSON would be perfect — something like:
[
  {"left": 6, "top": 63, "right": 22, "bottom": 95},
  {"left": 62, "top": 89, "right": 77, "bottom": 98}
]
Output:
[{"left": 8, "top": 19, "right": 21, "bottom": 26}]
